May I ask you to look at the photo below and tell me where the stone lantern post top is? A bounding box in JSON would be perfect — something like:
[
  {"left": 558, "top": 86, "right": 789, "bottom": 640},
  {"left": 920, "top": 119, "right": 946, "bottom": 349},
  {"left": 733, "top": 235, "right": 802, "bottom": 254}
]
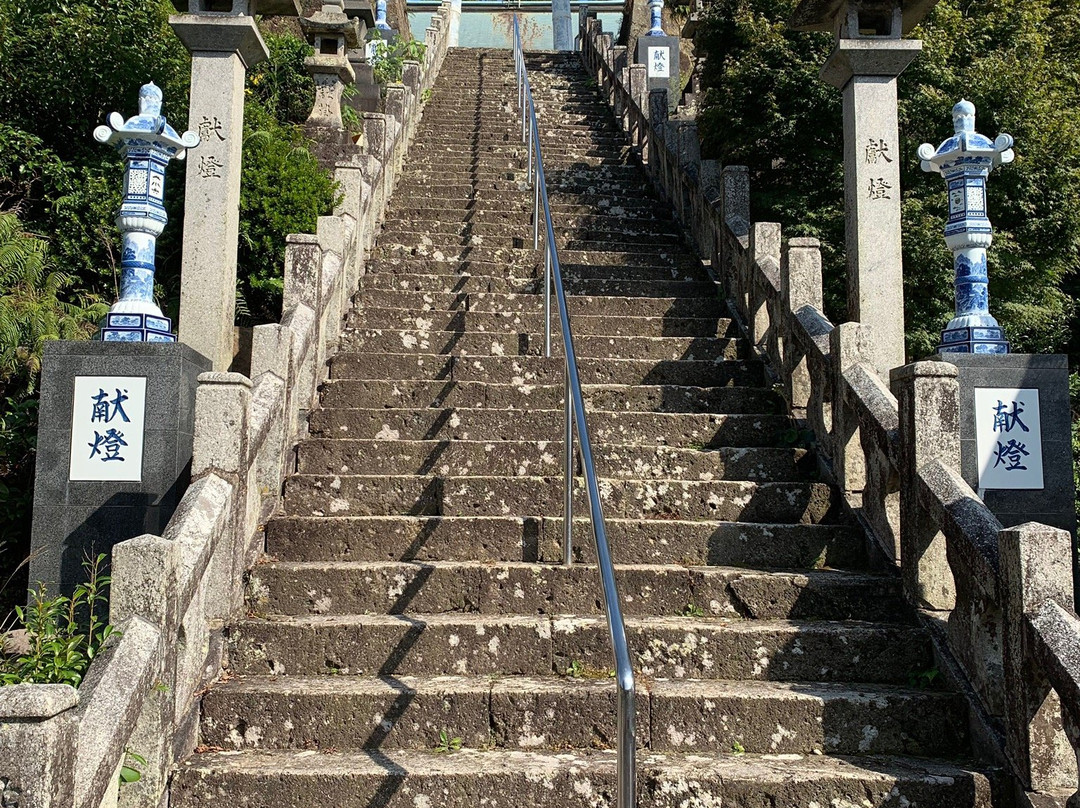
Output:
[
  {"left": 789, "top": 0, "right": 937, "bottom": 38},
  {"left": 92, "top": 82, "right": 200, "bottom": 159},
  {"left": 917, "top": 99, "right": 1015, "bottom": 176}
]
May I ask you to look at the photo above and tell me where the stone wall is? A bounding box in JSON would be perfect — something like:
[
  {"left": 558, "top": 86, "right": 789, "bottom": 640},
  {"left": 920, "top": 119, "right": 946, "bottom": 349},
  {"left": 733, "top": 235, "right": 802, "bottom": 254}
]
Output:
[
  {"left": 580, "top": 13, "right": 1080, "bottom": 808},
  {"left": 0, "top": 5, "right": 453, "bottom": 807}
]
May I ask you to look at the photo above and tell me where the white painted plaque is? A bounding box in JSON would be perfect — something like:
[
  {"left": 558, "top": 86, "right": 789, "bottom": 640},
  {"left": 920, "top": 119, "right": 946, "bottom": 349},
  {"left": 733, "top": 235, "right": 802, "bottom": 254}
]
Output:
[
  {"left": 648, "top": 46, "right": 670, "bottom": 79},
  {"left": 974, "top": 387, "right": 1043, "bottom": 490},
  {"left": 68, "top": 376, "right": 147, "bottom": 482}
]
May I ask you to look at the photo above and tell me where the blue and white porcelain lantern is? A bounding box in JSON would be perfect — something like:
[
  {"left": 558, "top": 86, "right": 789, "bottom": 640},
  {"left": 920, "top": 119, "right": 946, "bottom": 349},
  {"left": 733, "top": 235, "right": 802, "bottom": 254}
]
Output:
[
  {"left": 93, "top": 83, "right": 200, "bottom": 342},
  {"left": 646, "top": 0, "right": 665, "bottom": 35},
  {"left": 374, "top": 0, "right": 391, "bottom": 32},
  {"left": 918, "top": 99, "right": 1014, "bottom": 354}
]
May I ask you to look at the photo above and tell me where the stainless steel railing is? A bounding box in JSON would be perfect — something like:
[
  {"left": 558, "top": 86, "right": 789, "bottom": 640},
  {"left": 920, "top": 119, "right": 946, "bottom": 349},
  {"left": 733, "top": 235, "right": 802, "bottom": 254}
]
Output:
[{"left": 512, "top": 19, "right": 636, "bottom": 808}]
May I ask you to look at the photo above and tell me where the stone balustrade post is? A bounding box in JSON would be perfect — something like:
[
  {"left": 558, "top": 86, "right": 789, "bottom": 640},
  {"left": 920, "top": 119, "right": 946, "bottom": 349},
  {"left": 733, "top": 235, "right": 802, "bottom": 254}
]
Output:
[
  {"left": 891, "top": 360, "right": 960, "bottom": 609},
  {"left": 171, "top": 9, "right": 269, "bottom": 371},
  {"left": 110, "top": 534, "right": 180, "bottom": 804},
  {"left": 191, "top": 372, "right": 254, "bottom": 615},
  {"left": 830, "top": 322, "right": 868, "bottom": 494},
  {"left": 283, "top": 234, "right": 325, "bottom": 408},
  {"left": 782, "top": 237, "right": 824, "bottom": 416},
  {"left": 1000, "top": 522, "right": 1078, "bottom": 792},
  {"left": 0, "top": 686, "right": 78, "bottom": 808},
  {"left": 748, "top": 222, "right": 780, "bottom": 357},
  {"left": 720, "top": 165, "right": 749, "bottom": 304}
]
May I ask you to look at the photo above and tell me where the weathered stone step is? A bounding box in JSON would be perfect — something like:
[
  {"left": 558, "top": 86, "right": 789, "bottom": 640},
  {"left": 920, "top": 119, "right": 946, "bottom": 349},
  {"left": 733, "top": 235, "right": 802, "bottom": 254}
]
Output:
[
  {"left": 307, "top": 407, "right": 785, "bottom": 448},
  {"left": 392, "top": 188, "right": 657, "bottom": 210},
  {"left": 263, "top": 515, "right": 866, "bottom": 569},
  {"left": 250, "top": 560, "right": 903, "bottom": 622},
  {"left": 172, "top": 747, "right": 993, "bottom": 808},
  {"left": 200, "top": 674, "right": 963, "bottom": 757},
  {"left": 297, "top": 438, "right": 808, "bottom": 482},
  {"left": 282, "top": 474, "right": 836, "bottom": 524},
  {"left": 364, "top": 257, "right": 708, "bottom": 285},
  {"left": 361, "top": 273, "right": 715, "bottom": 300},
  {"left": 337, "top": 329, "right": 741, "bottom": 361},
  {"left": 355, "top": 290, "right": 727, "bottom": 319},
  {"left": 387, "top": 201, "right": 666, "bottom": 222},
  {"left": 228, "top": 613, "right": 931, "bottom": 683},
  {"left": 318, "top": 379, "right": 778, "bottom": 413},
  {"left": 328, "top": 352, "right": 765, "bottom": 387},
  {"left": 377, "top": 218, "right": 679, "bottom": 243},
  {"left": 368, "top": 245, "right": 701, "bottom": 271},
  {"left": 347, "top": 307, "right": 735, "bottom": 338}
]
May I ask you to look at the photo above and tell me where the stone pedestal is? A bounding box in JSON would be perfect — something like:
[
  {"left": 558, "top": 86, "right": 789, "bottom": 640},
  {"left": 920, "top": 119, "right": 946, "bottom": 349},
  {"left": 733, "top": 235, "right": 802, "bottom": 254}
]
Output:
[
  {"left": 170, "top": 13, "right": 269, "bottom": 372},
  {"left": 937, "top": 353, "right": 1078, "bottom": 601},
  {"left": 28, "top": 342, "right": 210, "bottom": 596},
  {"left": 635, "top": 35, "right": 680, "bottom": 112}
]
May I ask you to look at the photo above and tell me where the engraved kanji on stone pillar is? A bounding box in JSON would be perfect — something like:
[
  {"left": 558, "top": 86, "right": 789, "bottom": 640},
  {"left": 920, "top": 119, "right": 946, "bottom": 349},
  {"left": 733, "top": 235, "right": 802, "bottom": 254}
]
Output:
[
  {"left": 790, "top": 0, "right": 937, "bottom": 378},
  {"left": 170, "top": 0, "right": 276, "bottom": 370}
]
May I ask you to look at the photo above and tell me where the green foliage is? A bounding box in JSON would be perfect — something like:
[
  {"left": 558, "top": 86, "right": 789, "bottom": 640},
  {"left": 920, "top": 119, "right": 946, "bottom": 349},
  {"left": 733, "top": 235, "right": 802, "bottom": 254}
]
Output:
[
  {"left": 434, "top": 730, "right": 462, "bottom": 753},
  {"left": 119, "top": 749, "right": 147, "bottom": 785},
  {"left": 0, "top": 553, "right": 118, "bottom": 687},
  {"left": 695, "top": 0, "right": 1080, "bottom": 361},
  {"left": 0, "top": 0, "right": 189, "bottom": 295},
  {"left": 680, "top": 602, "right": 706, "bottom": 618},
  {"left": 247, "top": 32, "right": 317, "bottom": 126},
  {"left": 731, "top": 740, "right": 746, "bottom": 755},
  {"left": 237, "top": 100, "right": 337, "bottom": 323},
  {"left": 908, "top": 665, "right": 941, "bottom": 690},
  {"left": 0, "top": 212, "right": 106, "bottom": 393},
  {"left": 369, "top": 32, "right": 427, "bottom": 86}
]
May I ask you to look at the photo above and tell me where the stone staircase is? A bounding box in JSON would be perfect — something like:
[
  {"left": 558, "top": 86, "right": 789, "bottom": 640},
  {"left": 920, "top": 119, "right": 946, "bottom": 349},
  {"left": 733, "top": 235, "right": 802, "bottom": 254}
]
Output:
[{"left": 171, "top": 49, "right": 995, "bottom": 807}]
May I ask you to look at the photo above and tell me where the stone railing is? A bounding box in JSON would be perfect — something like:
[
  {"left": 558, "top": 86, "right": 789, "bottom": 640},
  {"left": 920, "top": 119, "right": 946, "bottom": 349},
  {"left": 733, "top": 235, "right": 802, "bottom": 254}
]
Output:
[
  {"left": 581, "top": 13, "right": 1080, "bottom": 808},
  {"left": 0, "top": 5, "right": 453, "bottom": 807}
]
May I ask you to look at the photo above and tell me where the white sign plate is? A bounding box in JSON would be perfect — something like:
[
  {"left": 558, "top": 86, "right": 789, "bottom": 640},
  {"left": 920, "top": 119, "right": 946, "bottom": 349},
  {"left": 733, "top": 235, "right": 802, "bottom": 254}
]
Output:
[
  {"left": 68, "top": 376, "right": 147, "bottom": 482},
  {"left": 648, "top": 46, "right": 670, "bottom": 79},
  {"left": 974, "top": 387, "right": 1043, "bottom": 490}
]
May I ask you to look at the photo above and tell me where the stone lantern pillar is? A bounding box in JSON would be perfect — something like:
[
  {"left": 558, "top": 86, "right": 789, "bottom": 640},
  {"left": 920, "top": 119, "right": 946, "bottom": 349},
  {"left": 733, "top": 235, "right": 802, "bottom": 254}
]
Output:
[
  {"left": 790, "top": 0, "right": 937, "bottom": 378},
  {"left": 918, "top": 100, "right": 1014, "bottom": 354},
  {"left": 553, "top": 0, "right": 573, "bottom": 50},
  {"left": 170, "top": 0, "right": 276, "bottom": 371},
  {"left": 301, "top": 1, "right": 361, "bottom": 165},
  {"left": 93, "top": 83, "right": 199, "bottom": 342}
]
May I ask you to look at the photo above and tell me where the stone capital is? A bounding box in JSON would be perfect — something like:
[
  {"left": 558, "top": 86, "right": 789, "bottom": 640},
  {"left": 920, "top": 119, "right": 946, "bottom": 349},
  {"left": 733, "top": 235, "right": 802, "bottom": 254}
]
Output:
[
  {"left": 821, "top": 38, "right": 922, "bottom": 89},
  {"left": 169, "top": 14, "right": 269, "bottom": 68}
]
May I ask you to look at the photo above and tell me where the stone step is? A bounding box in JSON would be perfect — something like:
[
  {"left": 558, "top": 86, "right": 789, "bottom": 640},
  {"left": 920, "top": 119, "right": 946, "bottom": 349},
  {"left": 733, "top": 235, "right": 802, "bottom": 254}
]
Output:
[
  {"left": 306, "top": 408, "right": 788, "bottom": 449},
  {"left": 390, "top": 187, "right": 656, "bottom": 210},
  {"left": 369, "top": 243, "right": 700, "bottom": 269},
  {"left": 360, "top": 277, "right": 718, "bottom": 304},
  {"left": 263, "top": 515, "right": 866, "bottom": 568},
  {"left": 327, "top": 353, "right": 766, "bottom": 387},
  {"left": 364, "top": 258, "right": 708, "bottom": 285},
  {"left": 174, "top": 745, "right": 993, "bottom": 808},
  {"left": 282, "top": 475, "right": 837, "bottom": 524},
  {"left": 386, "top": 201, "right": 667, "bottom": 222},
  {"left": 354, "top": 290, "right": 728, "bottom": 319},
  {"left": 337, "top": 329, "right": 742, "bottom": 361},
  {"left": 249, "top": 560, "right": 903, "bottom": 622},
  {"left": 347, "top": 308, "right": 736, "bottom": 338},
  {"left": 361, "top": 273, "right": 716, "bottom": 300},
  {"left": 228, "top": 613, "right": 932, "bottom": 683},
  {"left": 297, "top": 438, "right": 809, "bottom": 481},
  {"left": 172, "top": 748, "right": 993, "bottom": 808},
  {"left": 377, "top": 219, "right": 679, "bottom": 243},
  {"left": 317, "top": 380, "right": 779, "bottom": 413},
  {"left": 200, "top": 674, "right": 964, "bottom": 757}
]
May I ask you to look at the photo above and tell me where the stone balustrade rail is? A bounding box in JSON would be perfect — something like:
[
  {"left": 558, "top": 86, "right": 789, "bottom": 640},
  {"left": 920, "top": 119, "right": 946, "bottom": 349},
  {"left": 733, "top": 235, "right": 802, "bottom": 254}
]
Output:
[
  {"left": 580, "top": 12, "right": 1080, "bottom": 808},
  {"left": 0, "top": 5, "right": 453, "bottom": 807}
]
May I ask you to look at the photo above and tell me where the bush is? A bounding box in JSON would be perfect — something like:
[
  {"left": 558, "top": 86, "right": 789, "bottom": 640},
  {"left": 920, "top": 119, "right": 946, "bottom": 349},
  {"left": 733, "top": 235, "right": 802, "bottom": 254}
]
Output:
[{"left": 0, "top": 553, "right": 117, "bottom": 687}]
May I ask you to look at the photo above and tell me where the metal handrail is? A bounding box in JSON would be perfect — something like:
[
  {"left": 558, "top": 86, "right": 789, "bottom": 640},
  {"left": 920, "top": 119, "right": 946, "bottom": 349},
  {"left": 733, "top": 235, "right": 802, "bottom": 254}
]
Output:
[{"left": 512, "top": 19, "right": 636, "bottom": 808}]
